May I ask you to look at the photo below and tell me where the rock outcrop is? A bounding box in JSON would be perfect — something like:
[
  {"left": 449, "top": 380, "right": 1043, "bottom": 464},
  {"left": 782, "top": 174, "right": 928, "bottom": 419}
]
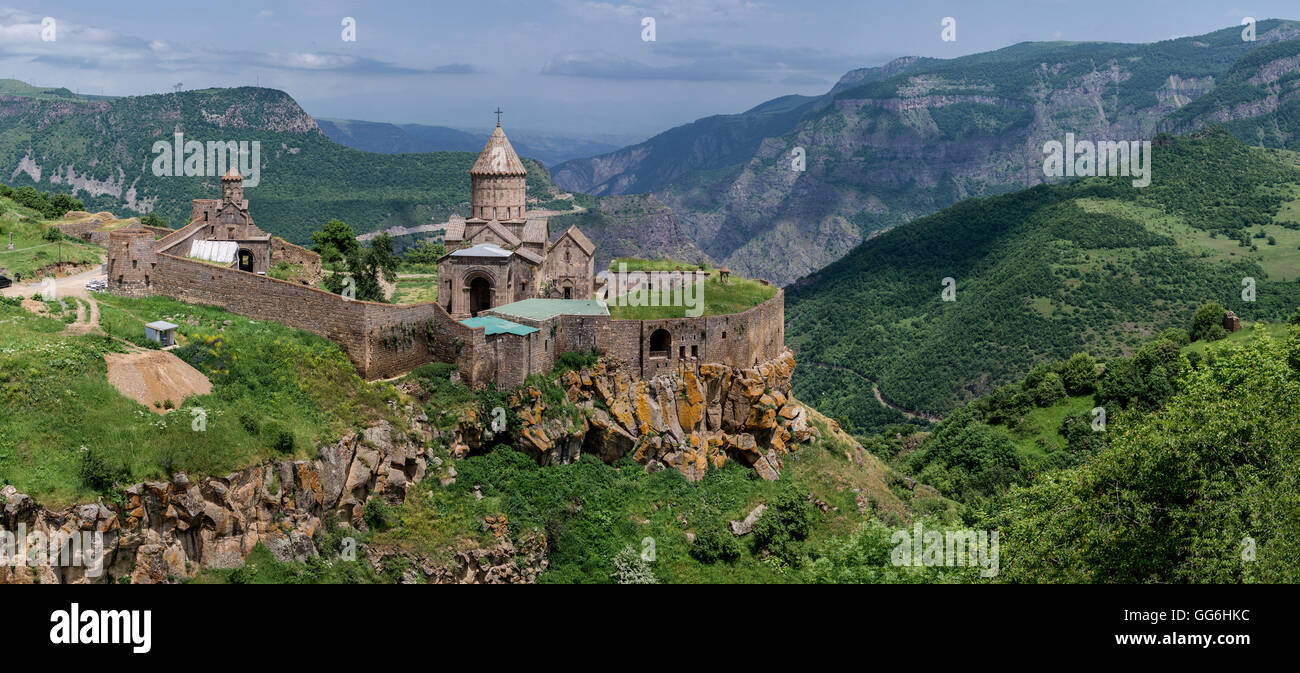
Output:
[
  {"left": 525, "top": 349, "right": 817, "bottom": 481},
  {"left": 0, "top": 352, "right": 814, "bottom": 584},
  {"left": 0, "top": 415, "right": 438, "bottom": 585}
]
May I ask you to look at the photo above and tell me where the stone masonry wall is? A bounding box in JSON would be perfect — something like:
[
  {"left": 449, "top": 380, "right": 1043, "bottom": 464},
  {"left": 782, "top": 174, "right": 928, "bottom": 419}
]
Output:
[
  {"left": 106, "top": 230, "right": 157, "bottom": 298},
  {"left": 545, "top": 290, "right": 786, "bottom": 380},
  {"left": 148, "top": 252, "right": 491, "bottom": 385},
  {"left": 112, "top": 220, "right": 784, "bottom": 388}
]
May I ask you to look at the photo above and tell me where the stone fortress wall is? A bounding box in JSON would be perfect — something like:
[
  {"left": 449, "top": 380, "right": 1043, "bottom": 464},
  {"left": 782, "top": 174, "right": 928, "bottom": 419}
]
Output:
[
  {"left": 104, "top": 121, "right": 785, "bottom": 388},
  {"left": 109, "top": 221, "right": 787, "bottom": 388},
  {"left": 484, "top": 291, "right": 786, "bottom": 386},
  {"left": 111, "top": 226, "right": 491, "bottom": 383}
]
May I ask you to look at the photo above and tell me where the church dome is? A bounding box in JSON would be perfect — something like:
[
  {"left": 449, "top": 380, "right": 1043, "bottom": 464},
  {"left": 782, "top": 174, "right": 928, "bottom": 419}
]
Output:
[{"left": 470, "top": 125, "right": 527, "bottom": 177}]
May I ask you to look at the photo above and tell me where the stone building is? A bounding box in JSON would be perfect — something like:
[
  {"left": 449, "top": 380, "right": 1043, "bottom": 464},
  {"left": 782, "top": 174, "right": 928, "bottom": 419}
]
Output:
[
  {"left": 439, "top": 123, "right": 594, "bottom": 317},
  {"left": 185, "top": 166, "right": 273, "bottom": 273},
  {"left": 104, "top": 122, "right": 786, "bottom": 390}
]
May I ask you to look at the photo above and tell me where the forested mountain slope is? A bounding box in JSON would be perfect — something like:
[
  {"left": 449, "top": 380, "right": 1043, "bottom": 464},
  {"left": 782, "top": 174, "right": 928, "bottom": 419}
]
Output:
[
  {"left": 787, "top": 128, "right": 1300, "bottom": 432},
  {"left": 0, "top": 86, "right": 555, "bottom": 244},
  {"left": 558, "top": 21, "right": 1300, "bottom": 286}
]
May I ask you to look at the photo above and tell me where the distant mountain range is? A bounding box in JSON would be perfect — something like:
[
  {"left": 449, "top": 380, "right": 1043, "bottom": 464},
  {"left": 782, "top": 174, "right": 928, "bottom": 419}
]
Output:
[
  {"left": 316, "top": 118, "right": 641, "bottom": 166},
  {"left": 553, "top": 20, "right": 1300, "bottom": 286},
  {"left": 0, "top": 82, "right": 698, "bottom": 262},
  {"left": 8, "top": 21, "right": 1300, "bottom": 290}
]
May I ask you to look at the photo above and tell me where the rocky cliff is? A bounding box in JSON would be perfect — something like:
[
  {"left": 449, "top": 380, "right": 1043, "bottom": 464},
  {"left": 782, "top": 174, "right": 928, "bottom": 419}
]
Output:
[
  {"left": 556, "top": 23, "right": 1300, "bottom": 287},
  {"left": 0, "top": 352, "right": 813, "bottom": 584}
]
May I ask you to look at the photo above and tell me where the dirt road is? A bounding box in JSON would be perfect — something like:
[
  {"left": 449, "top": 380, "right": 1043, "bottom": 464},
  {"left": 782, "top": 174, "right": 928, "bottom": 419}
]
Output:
[{"left": 3, "top": 264, "right": 106, "bottom": 333}]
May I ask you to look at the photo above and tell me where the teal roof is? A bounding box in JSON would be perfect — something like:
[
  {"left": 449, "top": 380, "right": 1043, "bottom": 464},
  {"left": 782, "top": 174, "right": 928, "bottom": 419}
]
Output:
[
  {"left": 460, "top": 315, "right": 539, "bottom": 336},
  {"left": 491, "top": 298, "right": 609, "bottom": 321}
]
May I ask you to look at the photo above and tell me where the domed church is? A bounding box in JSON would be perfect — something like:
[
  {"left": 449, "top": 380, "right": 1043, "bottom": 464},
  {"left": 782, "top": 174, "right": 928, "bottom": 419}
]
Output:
[{"left": 437, "top": 121, "right": 595, "bottom": 318}]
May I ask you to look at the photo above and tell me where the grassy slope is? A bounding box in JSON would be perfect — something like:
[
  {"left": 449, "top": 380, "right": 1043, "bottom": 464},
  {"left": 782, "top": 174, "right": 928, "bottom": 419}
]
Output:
[
  {"left": 0, "top": 199, "right": 103, "bottom": 278},
  {"left": 605, "top": 257, "right": 777, "bottom": 320},
  {"left": 995, "top": 323, "right": 1300, "bottom": 582},
  {"left": 0, "top": 290, "right": 399, "bottom": 506}
]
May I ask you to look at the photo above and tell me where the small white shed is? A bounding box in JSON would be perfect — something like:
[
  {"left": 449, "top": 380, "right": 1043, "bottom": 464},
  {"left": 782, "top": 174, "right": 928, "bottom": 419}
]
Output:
[{"left": 145, "top": 320, "right": 179, "bottom": 348}]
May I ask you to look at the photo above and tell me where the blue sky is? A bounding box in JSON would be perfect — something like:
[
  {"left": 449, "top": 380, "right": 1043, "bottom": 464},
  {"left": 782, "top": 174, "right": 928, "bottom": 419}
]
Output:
[{"left": 2, "top": 1, "right": 1297, "bottom": 136}]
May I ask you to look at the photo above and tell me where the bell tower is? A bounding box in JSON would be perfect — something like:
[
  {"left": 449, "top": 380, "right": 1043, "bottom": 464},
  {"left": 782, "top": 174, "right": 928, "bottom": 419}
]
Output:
[
  {"left": 469, "top": 114, "right": 527, "bottom": 222},
  {"left": 221, "top": 165, "right": 244, "bottom": 203}
]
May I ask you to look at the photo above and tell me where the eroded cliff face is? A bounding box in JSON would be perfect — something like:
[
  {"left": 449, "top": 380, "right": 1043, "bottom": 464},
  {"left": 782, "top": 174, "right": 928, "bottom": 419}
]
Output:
[
  {"left": 563, "top": 26, "right": 1300, "bottom": 287},
  {"left": 431, "top": 350, "right": 816, "bottom": 482},
  {"left": 0, "top": 352, "right": 813, "bottom": 584}
]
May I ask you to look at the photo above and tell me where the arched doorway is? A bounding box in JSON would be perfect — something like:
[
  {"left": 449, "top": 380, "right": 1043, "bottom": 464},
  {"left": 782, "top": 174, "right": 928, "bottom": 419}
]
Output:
[
  {"left": 649, "top": 328, "right": 670, "bottom": 358},
  {"left": 469, "top": 277, "right": 492, "bottom": 316},
  {"left": 237, "top": 248, "right": 254, "bottom": 272}
]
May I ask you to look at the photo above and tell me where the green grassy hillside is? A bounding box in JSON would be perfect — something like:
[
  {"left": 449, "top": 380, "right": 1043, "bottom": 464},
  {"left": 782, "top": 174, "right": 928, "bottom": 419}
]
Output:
[
  {"left": 994, "top": 323, "right": 1300, "bottom": 582},
  {"left": 0, "top": 291, "right": 399, "bottom": 506},
  {"left": 0, "top": 195, "right": 102, "bottom": 278}
]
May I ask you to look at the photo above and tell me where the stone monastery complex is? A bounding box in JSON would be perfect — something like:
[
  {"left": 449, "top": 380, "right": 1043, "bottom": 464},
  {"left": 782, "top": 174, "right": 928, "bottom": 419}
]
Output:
[{"left": 105, "top": 124, "right": 786, "bottom": 389}]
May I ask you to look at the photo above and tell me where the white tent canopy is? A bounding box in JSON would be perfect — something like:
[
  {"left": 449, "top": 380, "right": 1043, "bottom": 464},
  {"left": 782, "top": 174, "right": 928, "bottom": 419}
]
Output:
[{"left": 188, "top": 240, "right": 239, "bottom": 264}]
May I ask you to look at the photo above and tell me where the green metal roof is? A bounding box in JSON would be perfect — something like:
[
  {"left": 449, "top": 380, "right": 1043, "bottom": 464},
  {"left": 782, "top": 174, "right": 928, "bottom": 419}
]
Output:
[
  {"left": 460, "top": 315, "right": 539, "bottom": 336},
  {"left": 491, "top": 298, "right": 609, "bottom": 321}
]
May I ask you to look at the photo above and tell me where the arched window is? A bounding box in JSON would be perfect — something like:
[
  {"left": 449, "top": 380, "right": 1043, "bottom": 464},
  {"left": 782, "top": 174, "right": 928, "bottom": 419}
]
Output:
[{"left": 649, "top": 329, "right": 670, "bottom": 358}]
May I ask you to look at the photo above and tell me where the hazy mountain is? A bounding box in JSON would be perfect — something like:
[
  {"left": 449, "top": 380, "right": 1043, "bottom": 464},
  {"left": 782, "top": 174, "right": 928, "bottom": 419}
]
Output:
[
  {"left": 318, "top": 118, "right": 639, "bottom": 166},
  {"left": 557, "top": 21, "right": 1300, "bottom": 287}
]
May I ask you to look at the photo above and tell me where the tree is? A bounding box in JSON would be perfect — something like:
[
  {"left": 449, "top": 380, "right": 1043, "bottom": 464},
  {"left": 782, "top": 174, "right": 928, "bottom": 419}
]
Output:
[
  {"left": 1021, "top": 362, "right": 1056, "bottom": 392},
  {"left": 405, "top": 239, "right": 446, "bottom": 265},
  {"left": 310, "top": 219, "right": 360, "bottom": 265},
  {"left": 1059, "top": 352, "right": 1098, "bottom": 395},
  {"left": 42, "top": 226, "right": 63, "bottom": 262},
  {"left": 141, "top": 213, "right": 169, "bottom": 229},
  {"left": 1190, "top": 302, "right": 1226, "bottom": 342},
  {"left": 324, "top": 232, "right": 401, "bottom": 302},
  {"left": 47, "top": 192, "right": 81, "bottom": 219}
]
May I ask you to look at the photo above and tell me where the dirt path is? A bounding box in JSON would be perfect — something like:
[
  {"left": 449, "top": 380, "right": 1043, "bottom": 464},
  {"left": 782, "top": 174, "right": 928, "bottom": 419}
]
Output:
[
  {"left": 803, "top": 360, "right": 944, "bottom": 424},
  {"left": 4, "top": 262, "right": 106, "bottom": 334}
]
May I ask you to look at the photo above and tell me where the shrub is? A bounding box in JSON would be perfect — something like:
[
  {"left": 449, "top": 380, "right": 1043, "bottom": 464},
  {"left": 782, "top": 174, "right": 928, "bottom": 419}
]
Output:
[
  {"left": 752, "top": 487, "right": 816, "bottom": 565},
  {"left": 611, "top": 545, "right": 659, "bottom": 583},
  {"left": 690, "top": 525, "right": 741, "bottom": 563},
  {"left": 363, "top": 498, "right": 397, "bottom": 532},
  {"left": 1059, "top": 352, "right": 1098, "bottom": 395},
  {"left": 554, "top": 347, "right": 599, "bottom": 373},
  {"left": 78, "top": 448, "right": 122, "bottom": 493},
  {"left": 265, "top": 424, "right": 295, "bottom": 453},
  {"left": 239, "top": 413, "right": 261, "bottom": 435},
  {"left": 413, "top": 362, "right": 457, "bottom": 381},
  {"left": 1190, "top": 303, "right": 1227, "bottom": 342},
  {"left": 1032, "top": 371, "right": 1067, "bottom": 406}
]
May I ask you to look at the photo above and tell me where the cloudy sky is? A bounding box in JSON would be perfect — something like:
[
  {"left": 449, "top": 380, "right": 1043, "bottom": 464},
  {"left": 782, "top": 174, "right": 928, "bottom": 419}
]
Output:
[{"left": 2, "top": 1, "right": 1298, "bottom": 136}]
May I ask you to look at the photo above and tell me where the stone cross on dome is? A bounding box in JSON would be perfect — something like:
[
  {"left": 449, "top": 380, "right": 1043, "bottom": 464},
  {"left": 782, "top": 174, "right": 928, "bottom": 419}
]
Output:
[{"left": 494, "top": 107, "right": 503, "bottom": 127}]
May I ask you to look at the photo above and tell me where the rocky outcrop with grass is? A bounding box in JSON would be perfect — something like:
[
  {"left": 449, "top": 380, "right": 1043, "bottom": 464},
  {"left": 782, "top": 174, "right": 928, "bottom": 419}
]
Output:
[{"left": 0, "top": 351, "right": 815, "bottom": 584}]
